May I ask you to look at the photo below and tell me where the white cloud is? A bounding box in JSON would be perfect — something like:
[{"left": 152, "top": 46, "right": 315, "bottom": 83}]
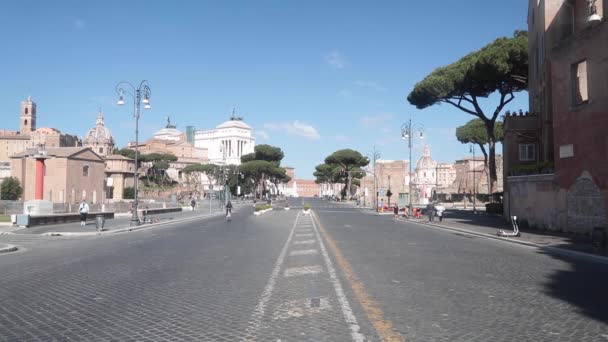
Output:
[
  {"left": 354, "top": 80, "right": 387, "bottom": 92},
  {"left": 359, "top": 113, "right": 394, "bottom": 127},
  {"left": 325, "top": 50, "right": 347, "bottom": 69},
  {"left": 264, "top": 120, "right": 320, "bottom": 140},
  {"left": 256, "top": 130, "right": 270, "bottom": 140},
  {"left": 335, "top": 134, "right": 351, "bottom": 142}
]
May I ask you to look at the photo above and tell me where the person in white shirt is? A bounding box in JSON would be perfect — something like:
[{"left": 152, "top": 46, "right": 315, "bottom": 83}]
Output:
[{"left": 79, "top": 201, "right": 90, "bottom": 226}]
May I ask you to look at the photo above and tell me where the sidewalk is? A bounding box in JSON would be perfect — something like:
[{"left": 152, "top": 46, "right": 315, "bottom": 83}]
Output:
[
  {"left": 398, "top": 209, "right": 605, "bottom": 259},
  {"left": 2, "top": 206, "right": 226, "bottom": 236}
]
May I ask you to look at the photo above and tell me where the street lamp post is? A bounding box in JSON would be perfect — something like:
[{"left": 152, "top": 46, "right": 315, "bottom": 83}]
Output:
[
  {"left": 116, "top": 80, "right": 152, "bottom": 226},
  {"left": 470, "top": 144, "right": 477, "bottom": 213},
  {"left": 401, "top": 117, "right": 424, "bottom": 217}
]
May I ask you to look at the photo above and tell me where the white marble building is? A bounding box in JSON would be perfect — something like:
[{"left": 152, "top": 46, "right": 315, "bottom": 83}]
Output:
[
  {"left": 412, "top": 146, "right": 438, "bottom": 205},
  {"left": 194, "top": 116, "right": 255, "bottom": 165}
]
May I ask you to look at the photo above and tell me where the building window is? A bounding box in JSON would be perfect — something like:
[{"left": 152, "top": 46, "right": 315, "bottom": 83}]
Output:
[
  {"left": 83, "top": 165, "right": 89, "bottom": 177},
  {"left": 25, "top": 108, "right": 28, "bottom": 114},
  {"left": 519, "top": 144, "right": 536, "bottom": 161},
  {"left": 571, "top": 60, "right": 589, "bottom": 106},
  {"left": 99, "top": 147, "right": 103, "bottom": 154}
]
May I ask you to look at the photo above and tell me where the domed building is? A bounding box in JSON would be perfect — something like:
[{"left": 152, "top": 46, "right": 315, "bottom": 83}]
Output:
[
  {"left": 412, "top": 146, "right": 437, "bottom": 205},
  {"left": 84, "top": 110, "right": 115, "bottom": 157},
  {"left": 152, "top": 117, "right": 185, "bottom": 142},
  {"left": 194, "top": 112, "right": 255, "bottom": 165}
]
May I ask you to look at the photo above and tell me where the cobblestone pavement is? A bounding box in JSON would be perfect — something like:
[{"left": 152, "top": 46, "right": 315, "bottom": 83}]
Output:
[
  {"left": 1, "top": 198, "right": 607, "bottom": 341},
  {"left": 312, "top": 198, "right": 608, "bottom": 342}
]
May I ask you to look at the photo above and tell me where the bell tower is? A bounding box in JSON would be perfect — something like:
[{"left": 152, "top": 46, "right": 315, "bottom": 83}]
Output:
[{"left": 20, "top": 96, "right": 37, "bottom": 134}]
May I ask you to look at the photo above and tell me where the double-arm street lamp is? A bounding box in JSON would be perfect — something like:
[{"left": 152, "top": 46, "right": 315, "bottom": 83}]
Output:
[
  {"left": 469, "top": 144, "right": 477, "bottom": 213},
  {"left": 116, "top": 80, "right": 152, "bottom": 226},
  {"left": 401, "top": 118, "right": 424, "bottom": 216}
]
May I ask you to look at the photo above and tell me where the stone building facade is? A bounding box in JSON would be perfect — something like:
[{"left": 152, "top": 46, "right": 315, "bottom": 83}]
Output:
[
  {"left": 194, "top": 116, "right": 255, "bottom": 165},
  {"left": 0, "top": 97, "right": 81, "bottom": 162},
  {"left": 503, "top": 0, "right": 608, "bottom": 233},
  {"left": 10, "top": 147, "right": 106, "bottom": 204}
]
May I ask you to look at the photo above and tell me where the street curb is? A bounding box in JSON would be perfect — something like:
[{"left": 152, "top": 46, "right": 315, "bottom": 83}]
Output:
[
  {"left": 398, "top": 218, "right": 608, "bottom": 265},
  {"left": 41, "top": 211, "right": 225, "bottom": 237},
  {"left": 0, "top": 244, "right": 18, "bottom": 254}
]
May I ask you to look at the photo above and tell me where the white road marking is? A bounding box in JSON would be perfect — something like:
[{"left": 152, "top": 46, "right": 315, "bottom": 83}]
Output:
[
  {"left": 243, "top": 212, "right": 300, "bottom": 341},
  {"left": 311, "top": 214, "right": 366, "bottom": 342},
  {"left": 292, "top": 239, "right": 316, "bottom": 245},
  {"left": 272, "top": 297, "right": 331, "bottom": 321},
  {"left": 295, "top": 233, "right": 314, "bottom": 238},
  {"left": 284, "top": 265, "right": 323, "bottom": 277},
  {"left": 296, "top": 229, "right": 313, "bottom": 233},
  {"left": 289, "top": 249, "right": 318, "bottom": 256}
]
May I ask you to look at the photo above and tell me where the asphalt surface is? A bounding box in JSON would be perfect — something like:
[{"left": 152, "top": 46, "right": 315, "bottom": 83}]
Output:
[{"left": 0, "top": 198, "right": 606, "bottom": 341}]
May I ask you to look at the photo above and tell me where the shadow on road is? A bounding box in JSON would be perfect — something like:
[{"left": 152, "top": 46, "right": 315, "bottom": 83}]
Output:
[{"left": 538, "top": 249, "right": 608, "bottom": 324}]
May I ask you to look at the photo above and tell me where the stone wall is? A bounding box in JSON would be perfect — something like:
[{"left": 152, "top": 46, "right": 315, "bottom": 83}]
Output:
[
  {"left": 505, "top": 174, "right": 566, "bottom": 231},
  {"left": 505, "top": 172, "right": 607, "bottom": 233}
]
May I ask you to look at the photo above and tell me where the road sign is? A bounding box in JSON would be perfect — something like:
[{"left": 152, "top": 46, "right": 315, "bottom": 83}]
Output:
[{"left": 379, "top": 189, "right": 386, "bottom": 196}]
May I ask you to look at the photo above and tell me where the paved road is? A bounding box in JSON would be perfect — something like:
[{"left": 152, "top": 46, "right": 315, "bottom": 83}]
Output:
[{"left": 0, "top": 198, "right": 607, "bottom": 341}]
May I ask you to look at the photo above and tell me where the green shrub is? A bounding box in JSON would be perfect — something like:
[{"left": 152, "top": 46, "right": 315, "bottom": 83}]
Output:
[
  {"left": 485, "top": 202, "right": 503, "bottom": 214},
  {"left": 303, "top": 203, "right": 311, "bottom": 211},
  {"left": 123, "top": 187, "right": 135, "bottom": 200},
  {"left": 255, "top": 204, "right": 272, "bottom": 212},
  {"left": 0, "top": 177, "right": 23, "bottom": 200}
]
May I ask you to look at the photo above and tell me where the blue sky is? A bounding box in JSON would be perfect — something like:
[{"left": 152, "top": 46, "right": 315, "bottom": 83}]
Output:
[{"left": 0, "top": 0, "right": 528, "bottom": 178}]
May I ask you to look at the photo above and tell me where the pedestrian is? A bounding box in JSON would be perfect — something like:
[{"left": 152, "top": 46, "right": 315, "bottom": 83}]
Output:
[
  {"left": 393, "top": 203, "right": 399, "bottom": 219},
  {"left": 426, "top": 202, "right": 435, "bottom": 222},
  {"left": 380, "top": 199, "right": 384, "bottom": 212},
  {"left": 190, "top": 197, "right": 196, "bottom": 211},
  {"left": 79, "top": 200, "right": 90, "bottom": 226},
  {"left": 435, "top": 204, "right": 445, "bottom": 222}
]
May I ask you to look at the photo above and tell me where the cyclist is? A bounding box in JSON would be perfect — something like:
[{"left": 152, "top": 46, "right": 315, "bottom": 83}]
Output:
[{"left": 225, "top": 200, "right": 233, "bottom": 220}]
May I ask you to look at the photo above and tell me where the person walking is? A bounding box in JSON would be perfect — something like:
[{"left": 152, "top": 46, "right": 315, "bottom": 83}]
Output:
[
  {"left": 190, "top": 197, "right": 196, "bottom": 211},
  {"left": 426, "top": 202, "right": 435, "bottom": 222},
  {"left": 393, "top": 203, "right": 399, "bottom": 219},
  {"left": 79, "top": 200, "right": 90, "bottom": 226},
  {"left": 380, "top": 199, "right": 384, "bottom": 212},
  {"left": 435, "top": 204, "right": 445, "bottom": 222}
]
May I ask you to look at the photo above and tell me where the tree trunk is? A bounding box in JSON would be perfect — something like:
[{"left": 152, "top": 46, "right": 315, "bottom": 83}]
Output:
[
  {"left": 485, "top": 121, "right": 497, "bottom": 197},
  {"left": 477, "top": 143, "right": 491, "bottom": 195}
]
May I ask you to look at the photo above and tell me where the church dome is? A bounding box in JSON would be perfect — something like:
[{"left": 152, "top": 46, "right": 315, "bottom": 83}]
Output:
[
  {"left": 85, "top": 112, "right": 114, "bottom": 143},
  {"left": 416, "top": 146, "right": 437, "bottom": 170}
]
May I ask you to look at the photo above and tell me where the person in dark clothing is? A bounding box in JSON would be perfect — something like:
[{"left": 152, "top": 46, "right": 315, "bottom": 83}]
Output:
[
  {"left": 225, "top": 201, "right": 233, "bottom": 216},
  {"left": 427, "top": 203, "right": 436, "bottom": 222},
  {"left": 393, "top": 203, "right": 399, "bottom": 219}
]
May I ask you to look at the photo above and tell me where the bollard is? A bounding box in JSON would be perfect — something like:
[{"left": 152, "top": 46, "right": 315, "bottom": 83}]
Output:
[{"left": 95, "top": 214, "right": 105, "bottom": 232}]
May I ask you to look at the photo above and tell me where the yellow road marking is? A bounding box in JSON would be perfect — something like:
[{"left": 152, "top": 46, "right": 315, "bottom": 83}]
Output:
[{"left": 312, "top": 212, "right": 405, "bottom": 342}]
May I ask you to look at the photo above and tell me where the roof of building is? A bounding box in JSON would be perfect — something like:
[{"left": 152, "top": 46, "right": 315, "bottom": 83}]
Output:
[
  {"left": 154, "top": 127, "right": 183, "bottom": 138},
  {"left": 106, "top": 154, "right": 133, "bottom": 161},
  {"left": 11, "top": 147, "right": 102, "bottom": 160},
  {"left": 34, "top": 127, "right": 62, "bottom": 135},
  {"left": 216, "top": 118, "right": 252, "bottom": 130}
]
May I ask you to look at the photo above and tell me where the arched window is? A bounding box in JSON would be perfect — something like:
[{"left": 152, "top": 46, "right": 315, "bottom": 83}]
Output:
[
  {"left": 25, "top": 108, "right": 28, "bottom": 114},
  {"left": 24, "top": 119, "right": 28, "bottom": 126},
  {"left": 83, "top": 166, "right": 89, "bottom": 177}
]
